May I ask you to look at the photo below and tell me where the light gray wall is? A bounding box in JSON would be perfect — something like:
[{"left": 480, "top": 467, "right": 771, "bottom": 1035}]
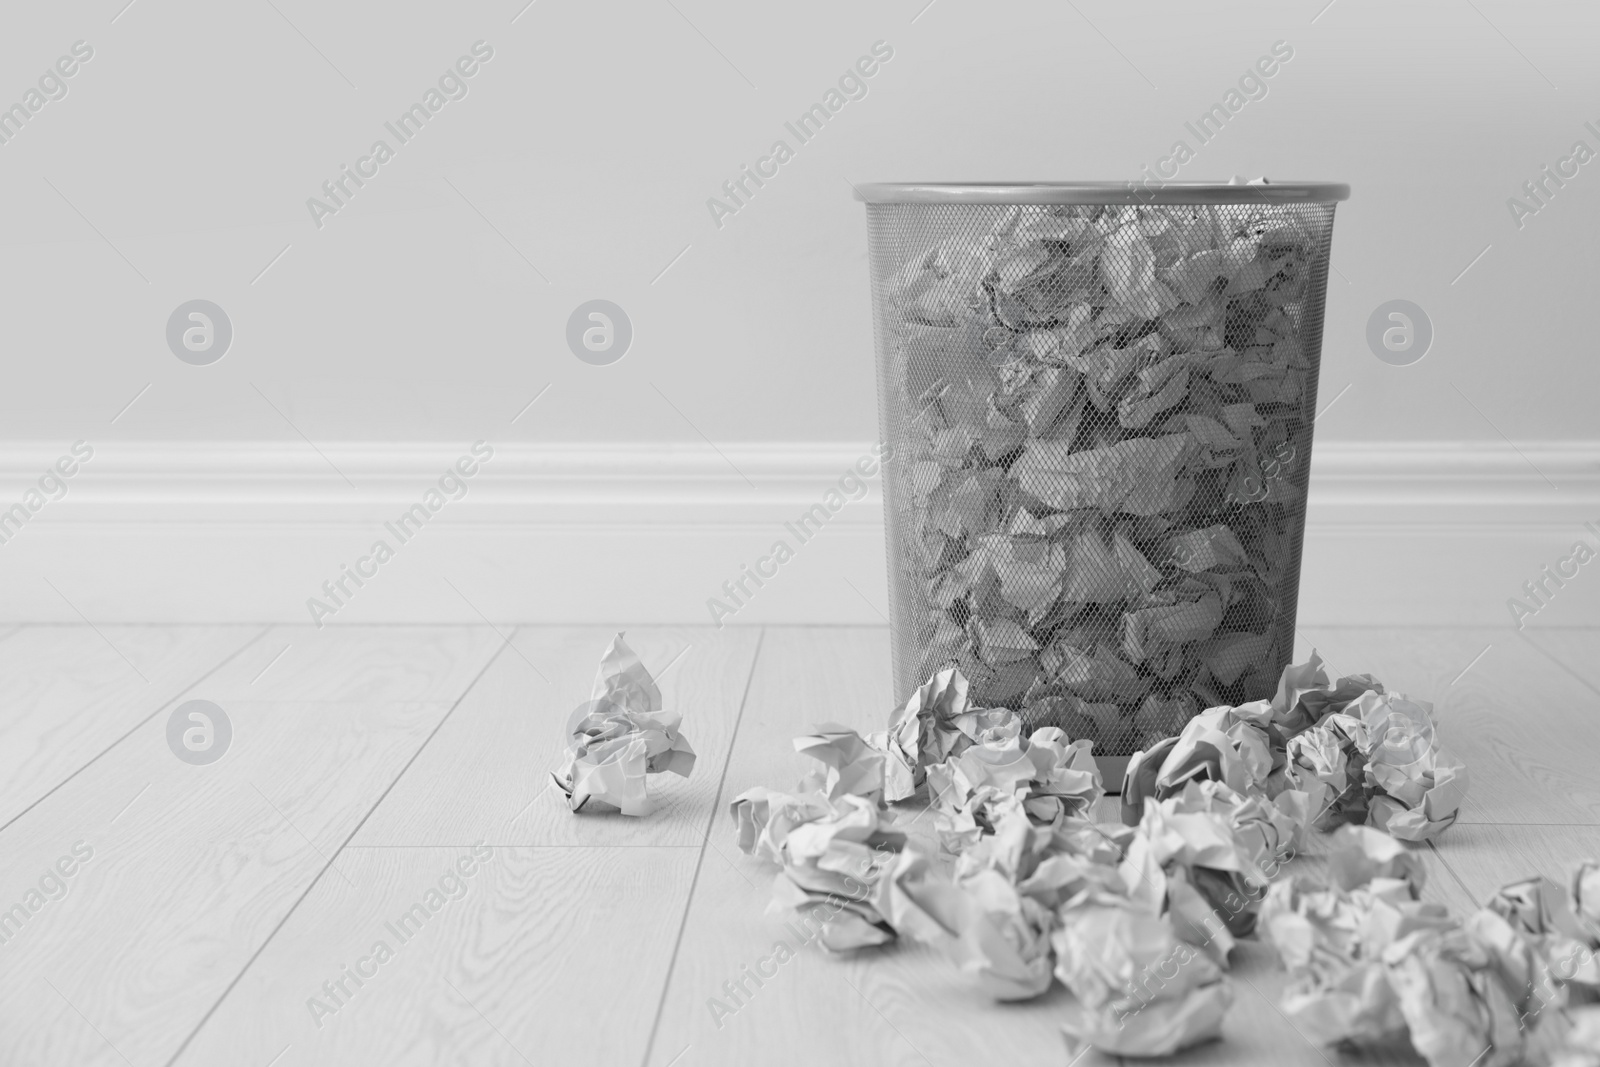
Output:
[{"left": 2, "top": 0, "right": 1595, "bottom": 445}]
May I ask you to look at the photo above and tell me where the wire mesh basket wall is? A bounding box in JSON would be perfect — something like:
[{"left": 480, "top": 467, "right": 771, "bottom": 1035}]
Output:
[{"left": 858, "top": 181, "right": 1347, "bottom": 758}]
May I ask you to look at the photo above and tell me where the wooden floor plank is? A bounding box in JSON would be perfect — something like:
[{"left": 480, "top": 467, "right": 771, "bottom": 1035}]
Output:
[
  {"left": 167, "top": 626, "right": 761, "bottom": 1066},
  {"left": 214, "top": 624, "right": 510, "bottom": 704},
  {"left": 0, "top": 625, "right": 267, "bottom": 831},
  {"left": 0, "top": 626, "right": 508, "bottom": 1067},
  {"left": 1426, "top": 824, "right": 1600, "bottom": 909},
  {"left": 352, "top": 626, "right": 764, "bottom": 848},
  {"left": 173, "top": 845, "right": 701, "bottom": 1067},
  {"left": 1521, "top": 627, "right": 1600, "bottom": 701},
  {"left": 1, "top": 622, "right": 1584, "bottom": 1067}
]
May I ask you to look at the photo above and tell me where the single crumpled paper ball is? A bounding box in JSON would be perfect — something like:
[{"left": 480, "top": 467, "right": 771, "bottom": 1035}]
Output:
[
  {"left": 1257, "top": 653, "right": 1471, "bottom": 843},
  {"left": 1464, "top": 907, "right": 1567, "bottom": 1037},
  {"left": 931, "top": 784, "right": 1025, "bottom": 855},
  {"left": 1383, "top": 920, "right": 1529, "bottom": 1067},
  {"left": 1365, "top": 746, "right": 1469, "bottom": 841},
  {"left": 1269, "top": 649, "right": 1384, "bottom": 736},
  {"left": 1327, "top": 824, "right": 1429, "bottom": 897},
  {"left": 1131, "top": 779, "right": 1312, "bottom": 960},
  {"left": 1118, "top": 786, "right": 1273, "bottom": 960},
  {"left": 1478, "top": 865, "right": 1600, "bottom": 1065},
  {"left": 1118, "top": 701, "right": 1280, "bottom": 826},
  {"left": 1264, "top": 876, "right": 1455, "bottom": 1048},
  {"left": 950, "top": 805, "right": 1128, "bottom": 908},
  {"left": 1488, "top": 865, "right": 1600, "bottom": 993},
  {"left": 1352, "top": 690, "right": 1470, "bottom": 842},
  {"left": 1020, "top": 726, "right": 1105, "bottom": 823},
  {"left": 1264, "top": 882, "right": 1432, "bottom": 1046},
  {"left": 925, "top": 713, "right": 1103, "bottom": 849},
  {"left": 1053, "top": 890, "right": 1233, "bottom": 1057},
  {"left": 552, "top": 633, "right": 695, "bottom": 816},
  {"left": 793, "top": 723, "right": 887, "bottom": 803},
  {"left": 1284, "top": 711, "right": 1369, "bottom": 831},
  {"left": 728, "top": 786, "right": 834, "bottom": 865},
  {"left": 751, "top": 793, "right": 906, "bottom": 952},
  {"left": 1276, "top": 687, "right": 1468, "bottom": 843},
  {"left": 1165, "top": 777, "right": 1309, "bottom": 871},
  {"left": 875, "top": 846, "right": 1057, "bottom": 1000},
  {"left": 878, "top": 666, "right": 979, "bottom": 801},
  {"left": 928, "top": 715, "right": 1035, "bottom": 811},
  {"left": 876, "top": 804, "right": 1128, "bottom": 1002},
  {"left": 1259, "top": 825, "right": 1451, "bottom": 1049}
]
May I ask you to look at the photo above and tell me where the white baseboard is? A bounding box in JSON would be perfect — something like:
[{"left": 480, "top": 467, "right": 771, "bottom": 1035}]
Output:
[{"left": 1, "top": 441, "right": 1598, "bottom": 627}]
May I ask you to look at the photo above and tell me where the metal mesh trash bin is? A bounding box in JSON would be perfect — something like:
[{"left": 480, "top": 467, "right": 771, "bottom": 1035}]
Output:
[{"left": 856, "top": 180, "right": 1348, "bottom": 775}]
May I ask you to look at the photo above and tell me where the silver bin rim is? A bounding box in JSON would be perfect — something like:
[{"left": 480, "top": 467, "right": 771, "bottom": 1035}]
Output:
[{"left": 852, "top": 180, "right": 1351, "bottom": 205}]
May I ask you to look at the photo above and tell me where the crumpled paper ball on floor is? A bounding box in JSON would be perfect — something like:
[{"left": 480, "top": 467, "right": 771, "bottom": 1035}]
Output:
[
  {"left": 1053, "top": 890, "right": 1232, "bottom": 1056},
  {"left": 553, "top": 633, "right": 695, "bottom": 816}
]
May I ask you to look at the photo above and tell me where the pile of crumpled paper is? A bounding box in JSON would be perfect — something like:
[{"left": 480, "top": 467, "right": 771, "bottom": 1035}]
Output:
[
  {"left": 1122, "top": 651, "right": 1470, "bottom": 842},
  {"left": 723, "top": 652, "right": 1574, "bottom": 1067},
  {"left": 1262, "top": 828, "right": 1600, "bottom": 1066},
  {"left": 549, "top": 639, "right": 1589, "bottom": 1063}
]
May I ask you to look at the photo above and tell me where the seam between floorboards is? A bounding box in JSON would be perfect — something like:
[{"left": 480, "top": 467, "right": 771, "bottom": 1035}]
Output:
[
  {"left": 1427, "top": 838, "right": 1479, "bottom": 907},
  {"left": 160, "top": 627, "right": 519, "bottom": 1067},
  {"left": 639, "top": 626, "right": 767, "bottom": 1067},
  {"left": 0, "top": 625, "right": 272, "bottom": 841},
  {"left": 1518, "top": 629, "right": 1600, "bottom": 700}
]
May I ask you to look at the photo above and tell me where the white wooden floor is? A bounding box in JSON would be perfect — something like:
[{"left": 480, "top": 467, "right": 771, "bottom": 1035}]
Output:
[{"left": 0, "top": 623, "right": 1595, "bottom": 1067}]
